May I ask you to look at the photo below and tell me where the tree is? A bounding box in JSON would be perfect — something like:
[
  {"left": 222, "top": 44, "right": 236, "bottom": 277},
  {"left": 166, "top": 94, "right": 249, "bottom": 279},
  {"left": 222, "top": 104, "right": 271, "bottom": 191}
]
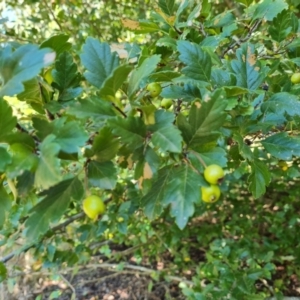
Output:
[{"left": 1, "top": 0, "right": 300, "bottom": 298}]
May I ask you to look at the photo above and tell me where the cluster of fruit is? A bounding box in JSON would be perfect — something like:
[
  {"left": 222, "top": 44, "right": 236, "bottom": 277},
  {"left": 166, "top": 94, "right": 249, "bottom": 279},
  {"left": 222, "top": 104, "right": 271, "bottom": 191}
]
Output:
[
  {"left": 146, "top": 82, "right": 173, "bottom": 108},
  {"left": 201, "top": 164, "right": 224, "bottom": 203}
]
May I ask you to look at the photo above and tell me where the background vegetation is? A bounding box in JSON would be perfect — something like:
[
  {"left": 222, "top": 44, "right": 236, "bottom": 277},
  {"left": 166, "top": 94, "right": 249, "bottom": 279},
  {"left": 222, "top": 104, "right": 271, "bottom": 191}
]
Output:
[{"left": 1, "top": 0, "right": 300, "bottom": 299}]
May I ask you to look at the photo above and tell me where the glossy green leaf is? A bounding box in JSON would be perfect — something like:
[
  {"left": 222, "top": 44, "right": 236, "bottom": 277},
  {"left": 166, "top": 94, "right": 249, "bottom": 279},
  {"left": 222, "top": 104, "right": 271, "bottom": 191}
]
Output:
[
  {"left": 261, "top": 92, "right": 300, "bottom": 117},
  {"left": 99, "top": 64, "right": 132, "bottom": 99},
  {"left": 17, "top": 77, "right": 45, "bottom": 108},
  {"left": 16, "top": 171, "right": 35, "bottom": 198},
  {"left": 269, "top": 10, "right": 293, "bottom": 42},
  {"left": 156, "top": 37, "right": 177, "bottom": 50},
  {"left": 177, "top": 41, "right": 212, "bottom": 82},
  {"left": 163, "top": 165, "right": 201, "bottom": 229},
  {"left": 88, "top": 161, "right": 117, "bottom": 190},
  {"left": 262, "top": 132, "right": 300, "bottom": 160},
  {"left": 194, "top": 147, "right": 227, "bottom": 167},
  {"left": 0, "top": 98, "right": 17, "bottom": 140},
  {"left": 0, "top": 44, "right": 55, "bottom": 97},
  {"left": 6, "top": 143, "right": 38, "bottom": 178},
  {"left": 231, "top": 43, "right": 267, "bottom": 90},
  {"left": 248, "top": 160, "right": 271, "bottom": 199},
  {"left": 67, "top": 97, "right": 116, "bottom": 119},
  {"left": 246, "top": 0, "right": 288, "bottom": 21},
  {"left": 158, "top": 0, "right": 176, "bottom": 16},
  {"left": 40, "top": 34, "right": 72, "bottom": 56},
  {"left": 161, "top": 83, "right": 201, "bottom": 100},
  {"left": 25, "top": 177, "right": 84, "bottom": 239},
  {"left": 34, "top": 135, "right": 61, "bottom": 189},
  {"left": 150, "top": 110, "right": 182, "bottom": 153},
  {"left": 52, "top": 52, "right": 82, "bottom": 101},
  {"left": 80, "top": 37, "right": 119, "bottom": 88},
  {"left": 206, "top": 11, "right": 235, "bottom": 28},
  {"left": 108, "top": 116, "right": 146, "bottom": 150},
  {"left": 91, "top": 127, "right": 119, "bottom": 162},
  {"left": 141, "top": 166, "right": 173, "bottom": 220},
  {"left": 52, "top": 118, "right": 89, "bottom": 154},
  {"left": 127, "top": 55, "right": 161, "bottom": 98},
  {"left": 188, "top": 89, "right": 228, "bottom": 148},
  {"left": 234, "top": 133, "right": 253, "bottom": 161}
]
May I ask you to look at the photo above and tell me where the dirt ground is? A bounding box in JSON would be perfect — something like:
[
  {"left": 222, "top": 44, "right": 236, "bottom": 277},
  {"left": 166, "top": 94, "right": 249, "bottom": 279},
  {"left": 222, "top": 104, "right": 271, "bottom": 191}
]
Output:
[{"left": 0, "top": 247, "right": 186, "bottom": 300}]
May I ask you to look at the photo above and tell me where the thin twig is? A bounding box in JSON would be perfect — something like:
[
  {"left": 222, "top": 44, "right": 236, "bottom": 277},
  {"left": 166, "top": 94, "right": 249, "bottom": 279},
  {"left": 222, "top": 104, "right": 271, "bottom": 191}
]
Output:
[
  {"left": 0, "top": 213, "right": 85, "bottom": 263},
  {"left": 58, "top": 272, "right": 77, "bottom": 299},
  {"left": 112, "top": 103, "right": 127, "bottom": 118},
  {"left": 222, "top": 19, "right": 262, "bottom": 57},
  {"left": 42, "top": 0, "right": 63, "bottom": 31}
]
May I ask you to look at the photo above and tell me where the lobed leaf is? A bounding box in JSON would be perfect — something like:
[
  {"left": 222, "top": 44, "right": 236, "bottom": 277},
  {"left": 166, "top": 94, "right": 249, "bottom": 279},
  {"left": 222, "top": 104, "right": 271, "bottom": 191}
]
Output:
[{"left": 80, "top": 37, "right": 119, "bottom": 88}]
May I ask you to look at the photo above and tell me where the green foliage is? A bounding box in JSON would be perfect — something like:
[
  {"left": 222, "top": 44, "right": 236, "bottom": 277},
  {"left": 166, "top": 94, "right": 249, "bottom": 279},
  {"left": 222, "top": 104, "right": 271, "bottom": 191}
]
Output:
[{"left": 2, "top": 0, "right": 300, "bottom": 298}]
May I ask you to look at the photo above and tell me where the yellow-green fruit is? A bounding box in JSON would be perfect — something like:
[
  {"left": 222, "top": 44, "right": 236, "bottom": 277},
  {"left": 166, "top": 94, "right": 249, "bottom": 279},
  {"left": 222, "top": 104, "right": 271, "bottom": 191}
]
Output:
[
  {"left": 201, "top": 185, "right": 221, "bottom": 203},
  {"left": 291, "top": 73, "right": 300, "bottom": 84},
  {"left": 161, "top": 98, "right": 173, "bottom": 109},
  {"left": 204, "top": 164, "right": 224, "bottom": 184},
  {"left": 278, "top": 160, "right": 288, "bottom": 171},
  {"left": 83, "top": 195, "right": 106, "bottom": 220},
  {"left": 146, "top": 82, "right": 162, "bottom": 97},
  {"left": 44, "top": 68, "right": 54, "bottom": 84}
]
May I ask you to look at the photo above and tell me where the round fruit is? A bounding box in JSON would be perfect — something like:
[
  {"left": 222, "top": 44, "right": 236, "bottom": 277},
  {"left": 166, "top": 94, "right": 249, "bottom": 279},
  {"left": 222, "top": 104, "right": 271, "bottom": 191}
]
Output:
[
  {"left": 291, "top": 73, "right": 300, "bottom": 84},
  {"left": 204, "top": 164, "right": 224, "bottom": 184},
  {"left": 278, "top": 160, "right": 288, "bottom": 171},
  {"left": 201, "top": 185, "right": 221, "bottom": 203},
  {"left": 161, "top": 98, "right": 173, "bottom": 109},
  {"left": 146, "top": 82, "right": 162, "bottom": 97},
  {"left": 83, "top": 195, "right": 106, "bottom": 220}
]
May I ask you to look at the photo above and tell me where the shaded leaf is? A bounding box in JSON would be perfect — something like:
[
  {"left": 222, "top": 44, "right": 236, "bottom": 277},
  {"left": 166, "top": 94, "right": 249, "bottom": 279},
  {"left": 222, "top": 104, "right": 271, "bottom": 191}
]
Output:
[
  {"left": 91, "top": 127, "right": 119, "bottom": 162},
  {"left": 248, "top": 160, "right": 271, "bottom": 198},
  {"left": 177, "top": 41, "right": 211, "bottom": 82},
  {"left": 158, "top": 0, "right": 176, "bottom": 16},
  {"left": 161, "top": 83, "right": 201, "bottom": 100},
  {"left": 0, "top": 147, "right": 11, "bottom": 172},
  {"left": 108, "top": 117, "right": 146, "bottom": 150},
  {"left": 0, "top": 98, "right": 17, "bottom": 140},
  {"left": 34, "top": 135, "right": 61, "bottom": 189},
  {"left": 88, "top": 161, "right": 117, "bottom": 190},
  {"left": 99, "top": 64, "right": 132, "bottom": 99},
  {"left": 188, "top": 89, "right": 228, "bottom": 148},
  {"left": 67, "top": 96, "right": 116, "bottom": 119},
  {"left": 148, "top": 71, "right": 180, "bottom": 82},
  {"left": 269, "top": 10, "right": 293, "bottom": 42},
  {"left": 141, "top": 167, "right": 173, "bottom": 219},
  {"left": 0, "top": 262, "right": 7, "bottom": 282},
  {"left": 0, "top": 186, "right": 11, "bottom": 228},
  {"left": 25, "top": 177, "right": 83, "bottom": 239}
]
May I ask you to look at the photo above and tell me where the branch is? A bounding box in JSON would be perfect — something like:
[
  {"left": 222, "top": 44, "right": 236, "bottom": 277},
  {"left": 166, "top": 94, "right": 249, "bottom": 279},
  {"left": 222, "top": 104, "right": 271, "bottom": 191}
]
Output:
[
  {"left": 0, "top": 212, "right": 85, "bottom": 263},
  {"left": 222, "top": 19, "right": 262, "bottom": 57},
  {"left": 42, "top": 0, "right": 63, "bottom": 31}
]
